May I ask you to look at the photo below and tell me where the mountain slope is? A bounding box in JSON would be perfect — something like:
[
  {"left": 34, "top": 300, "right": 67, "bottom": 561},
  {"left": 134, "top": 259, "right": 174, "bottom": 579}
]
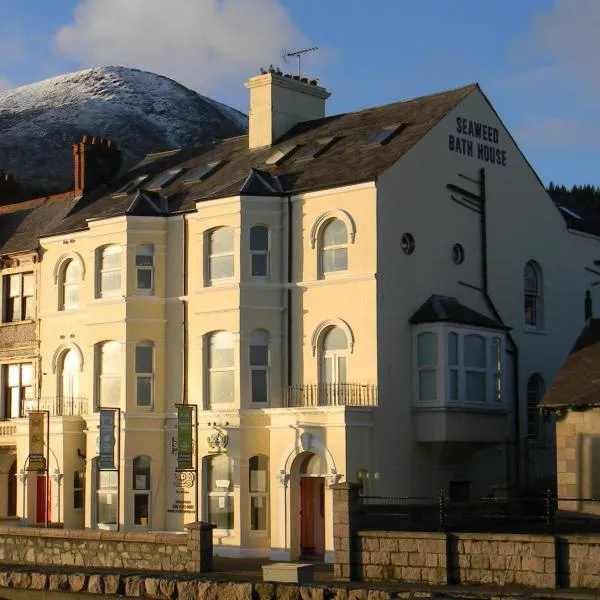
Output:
[{"left": 0, "top": 66, "right": 247, "bottom": 191}]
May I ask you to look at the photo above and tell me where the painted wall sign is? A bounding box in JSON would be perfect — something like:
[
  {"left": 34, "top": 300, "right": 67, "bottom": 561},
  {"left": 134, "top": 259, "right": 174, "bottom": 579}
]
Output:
[
  {"left": 99, "top": 409, "right": 116, "bottom": 470},
  {"left": 167, "top": 471, "right": 196, "bottom": 515},
  {"left": 28, "top": 412, "right": 46, "bottom": 471},
  {"left": 449, "top": 116, "right": 507, "bottom": 167},
  {"left": 177, "top": 405, "right": 194, "bottom": 470}
]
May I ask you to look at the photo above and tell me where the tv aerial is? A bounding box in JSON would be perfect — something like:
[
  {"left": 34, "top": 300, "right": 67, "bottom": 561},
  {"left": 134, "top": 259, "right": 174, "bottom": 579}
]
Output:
[{"left": 281, "top": 47, "right": 318, "bottom": 77}]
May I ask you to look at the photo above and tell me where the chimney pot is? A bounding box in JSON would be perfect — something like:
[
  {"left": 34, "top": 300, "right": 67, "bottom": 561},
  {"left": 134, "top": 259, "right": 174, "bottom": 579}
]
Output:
[{"left": 73, "top": 133, "right": 121, "bottom": 195}]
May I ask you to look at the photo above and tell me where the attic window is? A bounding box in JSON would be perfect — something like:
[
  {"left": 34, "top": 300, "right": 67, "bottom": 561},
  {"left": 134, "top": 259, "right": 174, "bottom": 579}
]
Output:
[
  {"left": 294, "top": 137, "right": 337, "bottom": 162},
  {"left": 265, "top": 144, "right": 299, "bottom": 166},
  {"left": 113, "top": 175, "right": 150, "bottom": 197},
  {"left": 366, "top": 124, "right": 403, "bottom": 146},
  {"left": 558, "top": 205, "right": 583, "bottom": 220},
  {"left": 183, "top": 161, "right": 224, "bottom": 184},
  {"left": 146, "top": 168, "right": 183, "bottom": 191}
]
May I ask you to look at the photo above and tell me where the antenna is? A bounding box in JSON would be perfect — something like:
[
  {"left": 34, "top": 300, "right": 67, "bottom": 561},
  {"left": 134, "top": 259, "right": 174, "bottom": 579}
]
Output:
[{"left": 283, "top": 47, "right": 318, "bottom": 77}]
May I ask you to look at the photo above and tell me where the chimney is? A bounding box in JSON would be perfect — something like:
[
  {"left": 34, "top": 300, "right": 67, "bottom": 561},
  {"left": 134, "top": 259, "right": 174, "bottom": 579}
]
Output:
[
  {"left": 73, "top": 135, "right": 121, "bottom": 195},
  {"left": 585, "top": 289, "right": 593, "bottom": 325},
  {"left": 244, "top": 70, "right": 331, "bottom": 149}
]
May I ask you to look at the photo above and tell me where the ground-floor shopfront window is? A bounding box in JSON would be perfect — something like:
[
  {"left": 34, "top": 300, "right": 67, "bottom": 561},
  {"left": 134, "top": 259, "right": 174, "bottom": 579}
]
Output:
[{"left": 204, "top": 454, "right": 234, "bottom": 530}]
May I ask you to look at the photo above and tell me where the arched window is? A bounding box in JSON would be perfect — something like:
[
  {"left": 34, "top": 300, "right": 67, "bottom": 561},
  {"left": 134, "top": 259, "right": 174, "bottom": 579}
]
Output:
[
  {"left": 61, "top": 259, "right": 82, "bottom": 310},
  {"left": 96, "top": 341, "right": 120, "bottom": 408},
  {"left": 59, "top": 348, "right": 81, "bottom": 412},
  {"left": 135, "top": 342, "right": 154, "bottom": 408},
  {"left": 136, "top": 244, "right": 154, "bottom": 292},
  {"left": 527, "top": 373, "right": 545, "bottom": 441},
  {"left": 208, "top": 332, "right": 234, "bottom": 406},
  {"left": 524, "top": 261, "right": 542, "bottom": 328},
  {"left": 98, "top": 245, "right": 121, "bottom": 298},
  {"left": 207, "top": 227, "right": 234, "bottom": 284},
  {"left": 250, "top": 226, "right": 269, "bottom": 278},
  {"left": 249, "top": 455, "right": 268, "bottom": 531},
  {"left": 320, "top": 219, "right": 348, "bottom": 276},
  {"left": 204, "top": 454, "right": 234, "bottom": 529},
  {"left": 133, "top": 456, "right": 151, "bottom": 527},
  {"left": 250, "top": 330, "right": 269, "bottom": 404},
  {"left": 319, "top": 327, "right": 348, "bottom": 405}
]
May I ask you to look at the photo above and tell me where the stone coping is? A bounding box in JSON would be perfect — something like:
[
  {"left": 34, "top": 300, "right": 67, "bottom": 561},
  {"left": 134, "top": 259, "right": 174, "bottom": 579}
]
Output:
[
  {"left": 356, "top": 530, "right": 600, "bottom": 543},
  {"left": 356, "top": 531, "right": 446, "bottom": 539}
]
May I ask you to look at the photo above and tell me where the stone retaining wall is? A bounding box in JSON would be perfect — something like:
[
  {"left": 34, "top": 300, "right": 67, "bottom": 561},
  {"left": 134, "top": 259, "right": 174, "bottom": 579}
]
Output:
[
  {"left": 332, "top": 483, "right": 600, "bottom": 589},
  {"left": 0, "top": 522, "right": 213, "bottom": 574}
]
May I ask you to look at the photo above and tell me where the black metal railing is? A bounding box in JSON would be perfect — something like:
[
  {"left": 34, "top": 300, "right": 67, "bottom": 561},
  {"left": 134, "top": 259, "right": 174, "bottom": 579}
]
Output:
[
  {"left": 358, "top": 490, "right": 600, "bottom": 534},
  {"left": 282, "top": 383, "right": 378, "bottom": 408},
  {"left": 21, "top": 396, "right": 89, "bottom": 417}
]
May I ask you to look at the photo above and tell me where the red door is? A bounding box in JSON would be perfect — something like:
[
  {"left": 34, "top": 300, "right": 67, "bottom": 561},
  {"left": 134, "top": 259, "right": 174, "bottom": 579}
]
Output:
[
  {"left": 36, "top": 475, "right": 51, "bottom": 524},
  {"left": 300, "top": 477, "right": 325, "bottom": 557}
]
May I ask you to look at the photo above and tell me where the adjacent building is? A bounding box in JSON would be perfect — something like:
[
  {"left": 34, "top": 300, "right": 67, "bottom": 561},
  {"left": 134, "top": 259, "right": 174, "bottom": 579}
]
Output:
[{"left": 0, "top": 71, "right": 598, "bottom": 559}]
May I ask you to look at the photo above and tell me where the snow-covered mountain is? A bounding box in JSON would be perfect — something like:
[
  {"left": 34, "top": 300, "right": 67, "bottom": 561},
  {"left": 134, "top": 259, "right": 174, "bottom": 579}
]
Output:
[{"left": 0, "top": 66, "right": 247, "bottom": 191}]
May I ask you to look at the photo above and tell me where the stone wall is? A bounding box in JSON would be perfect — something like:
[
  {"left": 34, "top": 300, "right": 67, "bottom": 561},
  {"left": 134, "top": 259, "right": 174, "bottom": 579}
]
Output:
[
  {"left": 0, "top": 522, "right": 213, "bottom": 574},
  {"left": 331, "top": 482, "right": 600, "bottom": 589}
]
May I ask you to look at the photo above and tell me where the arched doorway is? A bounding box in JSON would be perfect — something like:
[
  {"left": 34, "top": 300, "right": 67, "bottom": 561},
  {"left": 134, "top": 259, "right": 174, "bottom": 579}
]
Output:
[
  {"left": 7, "top": 460, "right": 16, "bottom": 517},
  {"left": 291, "top": 451, "right": 326, "bottom": 559}
]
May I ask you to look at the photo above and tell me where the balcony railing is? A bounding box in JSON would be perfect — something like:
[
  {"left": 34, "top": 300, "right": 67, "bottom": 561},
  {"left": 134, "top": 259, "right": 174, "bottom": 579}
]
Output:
[
  {"left": 282, "top": 383, "right": 378, "bottom": 408},
  {"left": 22, "top": 396, "right": 89, "bottom": 417}
]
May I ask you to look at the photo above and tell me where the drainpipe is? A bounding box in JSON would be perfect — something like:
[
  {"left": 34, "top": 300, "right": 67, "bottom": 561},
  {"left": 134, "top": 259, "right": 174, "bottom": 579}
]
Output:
[
  {"left": 182, "top": 217, "right": 188, "bottom": 407},
  {"left": 477, "top": 168, "right": 521, "bottom": 487},
  {"left": 286, "top": 195, "right": 293, "bottom": 388}
]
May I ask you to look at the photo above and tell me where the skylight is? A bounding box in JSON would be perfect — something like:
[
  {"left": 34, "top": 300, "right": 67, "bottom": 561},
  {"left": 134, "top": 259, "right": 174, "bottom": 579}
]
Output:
[
  {"left": 113, "top": 175, "right": 150, "bottom": 197},
  {"left": 366, "top": 123, "right": 403, "bottom": 146},
  {"left": 183, "top": 161, "right": 224, "bottom": 184},
  {"left": 265, "top": 144, "right": 299, "bottom": 166},
  {"left": 558, "top": 205, "right": 584, "bottom": 220},
  {"left": 294, "top": 137, "right": 337, "bottom": 162},
  {"left": 146, "top": 168, "right": 183, "bottom": 191}
]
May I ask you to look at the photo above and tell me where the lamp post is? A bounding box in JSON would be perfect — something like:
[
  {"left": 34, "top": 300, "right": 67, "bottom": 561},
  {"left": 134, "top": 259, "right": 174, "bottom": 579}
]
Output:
[{"left": 51, "top": 468, "right": 62, "bottom": 525}]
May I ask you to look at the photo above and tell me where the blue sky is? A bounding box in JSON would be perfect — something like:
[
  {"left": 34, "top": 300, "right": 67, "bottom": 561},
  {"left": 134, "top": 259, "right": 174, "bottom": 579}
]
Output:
[{"left": 0, "top": 0, "right": 597, "bottom": 187}]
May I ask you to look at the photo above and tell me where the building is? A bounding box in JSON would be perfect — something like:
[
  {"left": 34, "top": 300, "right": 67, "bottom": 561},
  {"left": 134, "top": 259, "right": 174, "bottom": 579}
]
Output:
[
  {"left": 0, "top": 71, "right": 598, "bottom": 560},
  {"left": 541, "top": 313, "right": 600, "bottom": 517}
]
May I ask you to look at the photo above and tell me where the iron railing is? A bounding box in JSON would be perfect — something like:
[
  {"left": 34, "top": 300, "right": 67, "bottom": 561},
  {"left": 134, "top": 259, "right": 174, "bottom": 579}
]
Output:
[
  {"left": 358, "top": 490, "right": 600, "bottom": 534},
  {"left": 21, "top": 396, "right": 89, "bottom": 417},
  {"left": 282, "top": 383, "right": 378, "bottom": 408}
]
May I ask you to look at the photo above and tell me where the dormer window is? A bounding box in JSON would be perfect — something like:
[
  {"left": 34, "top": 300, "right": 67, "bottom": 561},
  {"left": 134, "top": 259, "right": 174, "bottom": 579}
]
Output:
[{"left": 414, "top": 324, "right": 505, "bottom": 409}]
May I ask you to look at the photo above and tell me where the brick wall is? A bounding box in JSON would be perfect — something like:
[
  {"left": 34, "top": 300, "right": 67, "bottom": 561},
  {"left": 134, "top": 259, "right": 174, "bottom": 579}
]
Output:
[
  {"left": 331, "top": 483, "right": 600, "bottom": 589},
  {"left": 0, "top": 522, "right": 213, "bottom": 573}
]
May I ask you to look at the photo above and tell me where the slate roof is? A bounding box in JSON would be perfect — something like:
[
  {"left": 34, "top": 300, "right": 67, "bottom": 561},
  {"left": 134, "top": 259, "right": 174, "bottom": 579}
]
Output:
[
  {"left": 45, "top": 82, "right": 479, "bottom": 237},
  {"left": 409, "top": 294, "right": 509, "bottom": 331},
  {"left": 541, "top": 319, "right": 600, "bottom": 408}
]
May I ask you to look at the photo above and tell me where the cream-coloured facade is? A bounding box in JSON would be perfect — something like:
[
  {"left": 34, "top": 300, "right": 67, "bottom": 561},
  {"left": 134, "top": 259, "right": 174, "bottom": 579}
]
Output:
[{"left": 0, "top": 72, "right": 598, "bottom": 560}]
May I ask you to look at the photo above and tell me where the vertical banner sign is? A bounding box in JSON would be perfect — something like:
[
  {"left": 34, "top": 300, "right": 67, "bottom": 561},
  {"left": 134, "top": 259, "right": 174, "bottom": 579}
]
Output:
[
  {"left": 177, "top": 405, "right": 193, "bottom": 470},
  {"left": 28, "top": 412, "right": 45, "bottom": 471},
  {"left": 99, "top": 409, "right": 116, "bottom": 470}
]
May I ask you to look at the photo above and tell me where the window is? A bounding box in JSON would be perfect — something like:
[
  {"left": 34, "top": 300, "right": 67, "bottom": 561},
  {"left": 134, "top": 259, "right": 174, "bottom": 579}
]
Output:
[
  {"left": 320, "top": 219, "right": 348, "bottom": 275},
  {"left": 61, "top": 260, "right": 82, "bottom": 310},
  {"left": 208, "top": 332, "right": 234, "bottom": 406},
  {"left": 491, "top": 337, "right": 502, "bottom": 402},
  {"left": 249, "top": 455, "right": 268, "bottom": 531},
  {"left": 250, "top": 331, "right": 269, "bottom": 404},
  {"left": 136, "top": 245, "right": 154, "bottom": 292},
  {"left": 96, "top": 467, "right": 117, "bottom": 527},
  {"left": 183, "top": 161, "right": 224, "bottom": 184},
  {"left": 207, "top": 228, "right": 234, "bottom": 284},
  {"left": 321, "top": 327, "right": 348, "bottom": 386},
  {"left": 133, "top": 456, "right": 151, "bottom": 526},
  {"left": 417, "top": 332, "right": 438, "bottom": 401},
  {"left": 136, "top": 342, "right": 154, "bottom": 407},
  {"left": 527, "top": 374, "right": 545, "bottom": 441},
  {"left": 524, "top": 261, "right": 542, "bottom": 328},
  {"left": 73, "top": 471, "right": 84, "bottom": 509},
  {"left": 205, "top": 454, "right": 234, "bottom": 529},
  {"left": 464, "top": 334, "right": 486, "bottom": 403},
  {"left": 401, "top": 233, "right": 415, "bottom": 255},
  {"left": 99, "top": 246, "right": 121, "bottom": 298},
  {"left": 3, "top": 272, "right": 34, "bottom": 322},
  {"left": 60, "top": 349, "right": 81, "bottom": 411},
  {"left": 97, "top": 342, "right": 120, "bottom": 408},
  {"left": 250, "top": 226, "right": 269, "bottom": 278},
  {"left": 447, "top": 332, "right": 459, "bottom": 401},
  {"left": 2, "top": 363, "right": 33, "bottom": 418}
]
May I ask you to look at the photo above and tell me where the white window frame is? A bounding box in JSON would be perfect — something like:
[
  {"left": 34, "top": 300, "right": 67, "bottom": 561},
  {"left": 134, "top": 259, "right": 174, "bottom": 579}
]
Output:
[
  {"left": 250, "top": 226, "right": 269, "bottom": 279},
  {"left": 206, "top": 227, "right": 234, "bottom": 286},
  {"left": 98, "top": 245, "right": 122, "bottom": 299},
  {"left": 319, "top": 219, "right": 348, "bottom": 278},
  {"left": 3, "top": 362, "right": 33, "bottom": 418},
  {"left": 95, "top": 466, "right": 118, "bottom": 530},
  {"left": 249, "top": 455, "right": 269, "bottom": 533},
  {"left": 132, "top": 455, "right": 151, "bottom": 528},
  {"left": 250, "top": 330, "right": 269, "bottom": 405},
  {"left": 96, "top": 341, "right": 120, "bottom": 410},
  {"left": 135, "top": 342, "right": 154, "bottom": 409},
  {"left": 61, "top": 259, "right": 82, "bottom": 310},
  {"left": 203, "top": 454, "right": 234, "bottom": 533},
  {"left": 207, "top": 331, "right": 235, "bottom": 408},
  {"left": 412, "top": 324, "right": 506, "bottom": 410},
  {"left": 73, "top": 470, "right": 84, "bottom": 510},
  {"left": 135, "top": 244, "right": 154, "bottom": 294},
  {"left": 3, "top": 272, "right": 34, "bottom": 322}
]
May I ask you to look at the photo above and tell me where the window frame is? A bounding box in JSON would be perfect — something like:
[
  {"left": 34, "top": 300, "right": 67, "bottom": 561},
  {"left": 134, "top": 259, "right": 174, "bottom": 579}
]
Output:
[
  {"left": 203, "top": 454, "right": 235, "bottom": 532},
  {"left": 135, "top": 341, "right": 154, "bottom": 409},
  {"left": 2, "top": 362, "right": 34, "bottom": 418},
  {"left": 319, "top": 218, "right": 349, "bottom": 278},
  {"left": 524, "top": 261, "right": 543, "bottom": 330},
  {"left": 96, "top": 341, "right": 121, "bottom": 410},
  {"left": 95, "top": 464, "right": 117, "bottom": 530},
  {"left": 97, "top": 245, "right": 122, "bottom": 299},
  {"left": 250, "top": 226, "right": 269, "bottom": 279},
  {"left": 249, "top": 330, "right": 269, "bottom": 405},
  {"left": 249, "top": 455, "right": 269, "bottom": 533},
  {"left": 73, "top": 470, "right": 85, "bottom": 510},
  {"left": 527, "top": 373, "right": 545, "bottom": 442},
  {"left": 132, "top": 455, "right": 151, "bottom": 528},
  {"left": 206, "top": 227, "right": 234, "bottom": 286},
  {"left": 3, "top": 272, "right": 34, "bottom": 322},
  {"left": 135, "top": 244, "right": 155, "bottom": 294},
  {"left": 413, "top": 324, "right": 506, "bottom": 410},
  {"left": 207, "top": 331, "right": 235, "bottom": 408},
  {"left": 61, "top": 259, "right": 82, "bottom": 310}
]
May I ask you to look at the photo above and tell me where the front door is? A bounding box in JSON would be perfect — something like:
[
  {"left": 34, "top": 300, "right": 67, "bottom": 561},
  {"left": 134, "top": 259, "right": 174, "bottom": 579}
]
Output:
[
  {"left": 36, "top": 475, "right": 50, "bottom": 524},
  {"left": 300, "top": 476, "right": 325, "bottom": 558},
  {"left": 7, "top": 460, "right": 16, "bottom": 516}
]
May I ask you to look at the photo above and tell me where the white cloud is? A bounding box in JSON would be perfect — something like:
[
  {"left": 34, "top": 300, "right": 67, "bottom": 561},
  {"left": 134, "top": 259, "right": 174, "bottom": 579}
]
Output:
[
  {"left": 515, "top": 117, "right": 600, "bottom": 151},
  {"left": 55, "top": 0, "right": 309, "bottom": 95}
]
